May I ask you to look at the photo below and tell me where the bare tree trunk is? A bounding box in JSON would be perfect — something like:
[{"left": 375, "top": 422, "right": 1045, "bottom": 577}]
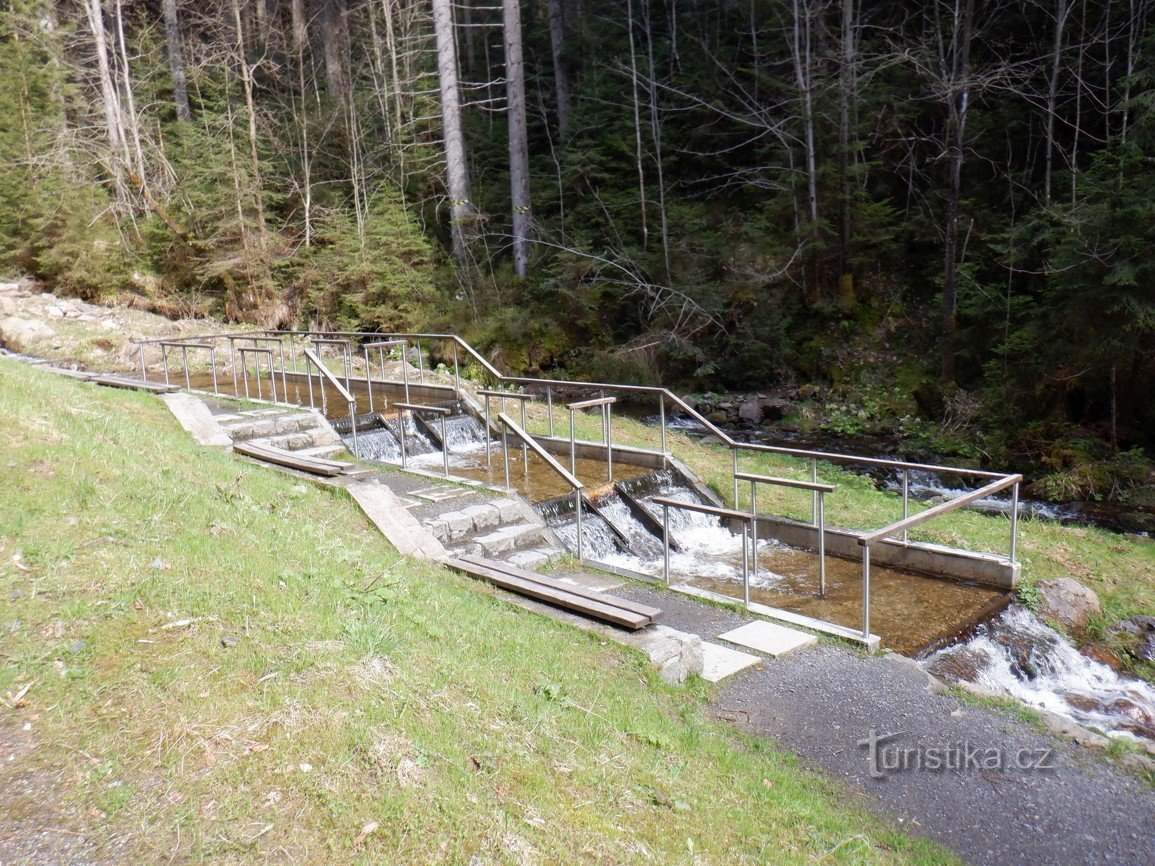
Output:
[
  {"left": 83, "top": 0, "right": 132, "bottom": 205},
  {"left": 291, "top": 0, "right": 313, "bottom": 245},
  {"left": 318, "top": 0, "right": 349, "bottom": 102},
  {"left": 626, "top": 0, "right": 648, "bottom": 250},
  {"left": 837, "top": 0, "right": 856, "bottom": 302},
  {"left": 161, "top": 0, "right": 191, "bottom": 121},
  {"left": 503, "top": 0, "right": 532, "bottom": 277},
  {"left": 1043, "top": 0, "right": 1072, "bottom": 207},
  {"left": 547, "top": 0, "right": 572, "bottom": 139},
  {"left": 432, "top": 0, "right": 475, "bottom": 262},
  {"left": 642, "top": 0, "right": 669, "bottom": 278},
  {"left": 790, "top": 0, "right": 819, "bottom": 300},
  {"left": 232, "top": 0, "right": 267, "bottom": 239},
  {"left": 941, "top": 0, "right": 976, "bottom": 384}
]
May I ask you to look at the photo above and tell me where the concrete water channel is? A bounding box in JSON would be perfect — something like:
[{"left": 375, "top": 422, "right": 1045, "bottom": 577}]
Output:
[{"left": 136, "top": 328, "right": 1025, "bottom": 659}]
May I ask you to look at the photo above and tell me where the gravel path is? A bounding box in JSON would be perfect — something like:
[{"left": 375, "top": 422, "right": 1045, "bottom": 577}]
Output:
[{"left": 620, "top": 585, "right": 1155, "bottom": 865}]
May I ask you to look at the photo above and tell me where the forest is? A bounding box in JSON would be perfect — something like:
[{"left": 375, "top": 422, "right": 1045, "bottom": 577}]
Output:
[{"left": 1, "top": 0, "right": 1154, "bottom": 504}]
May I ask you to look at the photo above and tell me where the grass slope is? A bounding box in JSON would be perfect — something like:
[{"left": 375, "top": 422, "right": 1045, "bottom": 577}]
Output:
[{"left": 0, "top": 358, "right": 952, "bottom": 864}]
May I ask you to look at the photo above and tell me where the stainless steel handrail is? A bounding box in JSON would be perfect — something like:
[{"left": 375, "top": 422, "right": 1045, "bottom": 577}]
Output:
[
  {"left": 395, "top": 402, "right": 452, "bottom": 477},
  {"left": 736, "top": 471, "right": 835, "bottom": 599},
  {"left": 650, "top": 495, "right": 757, "bottom": 608},
  {"left": 303, "top": 348, "right": 357, "bottom": 452},
  {"left": 496, "top": 411, "right": 586, "bottom": 562}
]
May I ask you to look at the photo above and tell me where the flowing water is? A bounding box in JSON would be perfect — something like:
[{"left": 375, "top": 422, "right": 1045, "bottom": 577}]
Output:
[{"left": 925, "top": 606, "right": 1155, "bottom": 741}]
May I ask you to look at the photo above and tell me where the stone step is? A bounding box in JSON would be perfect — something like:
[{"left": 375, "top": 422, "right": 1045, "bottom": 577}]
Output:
[
  {"left": 424, "top": 498, "right": 529, "bottom": 543},
  {"left": 463, "top": 523, "right": 545, "bottom": 557},
  {"left": 223, "top": 412, "right": 323, "bottom": 441},
  {"left": 296, "top": 444, "right": 347, "bottom": 459},
  {"left": 254, "top": 426, "right": 342, "bottom": 452},
  {"left": 507, "top": 548, "right": 556, "bottom": 571}
]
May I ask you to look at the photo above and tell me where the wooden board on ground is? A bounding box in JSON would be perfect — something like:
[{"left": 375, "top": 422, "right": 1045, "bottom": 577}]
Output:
[
  {"left": 233, "top": 440, "right": 356, "bottom": 477},
  {"left": 41, "top": 367, "right": 97, "bottom": 381},
  {"left": 451, "top": 555, "right": 661, "bottom": 630},
  {"left": 456, "top": 554, "right": 663, "bottom": 621},
  {"left": 92, "top": 375, "right": 180, "bottom": 394}
]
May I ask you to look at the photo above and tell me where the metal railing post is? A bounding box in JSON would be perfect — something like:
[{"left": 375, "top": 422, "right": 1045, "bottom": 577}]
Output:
[
  {"left": 279, "top": 342, "right": 288, "bottom": 399},
  {"left": 484, "top": 394, "right": 492, "bottom": 467},
  {"left": 441, "top": 413, "right": 449, "bottom": 478},
  {"left": 659, "top": 393, "right": 667, "bottom": 460},
  {"left": 403, "top": 342, "right": 411, "bottom": 403},
  {"left": 569, "top": 408, "right": 577, "bottom": 476},
  {"left": 902, "top": 469, "right": 910, "bottom": 544},
  {"left": 547, "top": 387, "right": 554, "bottom": 437},
  {"left": 575, "top": 490, "right": 583, "bottom": 563},
  {"left": 139, "top": 344, "right": 147, "bottom": 382},
  {"left": 502, "top": 428, "right": 511, "bottom": 491},
  {"left": 750, "top": 516, "right": 758, "bottom": 606},
  {"left": 862, "top": 544, "right": 871, "bottom": 641},
  {"left": 742, "top": 522, "right": 750, "bottom": 610},
  {"left": 349, "top": 402, "right": 358, "bottom": 453},
  {"left": 229, "top": 337, "right": 238, "bottom": 396},
  {"left": 162, "top": 344, "right": 170, "bottom": 386},
  {"left": 210, "top": 347, "right": 219, "bottom": 395},
  {"left": 606, "top": 404, "right": 614, "bottom": 483},
  {"left": 732, "top": 447, "right": 739, "bottom": 507},
  {"left": 181, "top": 344, "right": 190, "bottom": 390},
  {"left": 452, "top": 341, "right": 460, "bottom": 393},
  {"left": 399, "top": 412, "right": 407, "bottom": 469},
  {"left": 818, "top": 491, "right": 826, "bottom": 599},
  {"left": 811, "top": 458, "right": 818, "bottom": 524},
  {"left": 416, "top": 339, "right": 424, "bottom": 384},
  {"left": 1010, "top": 481, "right": 1020, "bottom": 564},
  {"left": 519, "top": 396, "right": 528, "bottom": 471},
  {"left": 365, "top": 347, "right": 374, "bottom": 413},
  {"left": 662, "top": 503, "right": 670, "bottom": 586}
]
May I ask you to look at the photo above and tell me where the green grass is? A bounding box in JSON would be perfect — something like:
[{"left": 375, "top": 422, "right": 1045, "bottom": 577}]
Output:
[
  {"left": 0, "top": 358, "right": 954, "bottom": 864},
  {"left": 513, "top": 396, "right": 1155, "bottom": 679}
]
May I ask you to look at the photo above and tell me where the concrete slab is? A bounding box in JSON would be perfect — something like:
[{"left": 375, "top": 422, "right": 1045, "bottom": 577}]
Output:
[
  {"left": 160, "top": 393, "right": 232, "bottom": 447},
  {"left": 347, "top": 481, "right": 449, "bottom": 563},
  {"left": 700, "top": 642, "right": 761, "bottom": 683},
  {"left": 717, "top": 621, "right": 816, "bottom": 657},
  {"left": 411, "top": 485, "right": 473, "bottom": 503}
]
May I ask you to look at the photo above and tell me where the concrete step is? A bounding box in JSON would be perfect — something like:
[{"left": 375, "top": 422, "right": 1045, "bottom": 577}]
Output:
[
  {"left": 507, "top": 548, "right": 556, "bottom": 571},
  {"left": 255, "top": 426, "right": 342, "bottom": 452},
  {"left": 462, "top": 523, "right": 545, "bottom": 557},
  {"left": 296, "top": 444, "right": 347, "bottom": 459}
]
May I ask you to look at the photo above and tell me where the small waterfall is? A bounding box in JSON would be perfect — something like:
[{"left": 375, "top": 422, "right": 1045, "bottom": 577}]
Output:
[
  {"left": 595, "top": 493, "right": 664, "bottom": 559},
  {"left": 925, "top": 606, "right": 1155, "bottom": 741},
  {"left": 392, "top": 413, "right": 438, "bottom": 457},
  {"left": 552, "top": 513, "right": 624, "bottom": 562},
  {"left": 441, "top": 414, "right": 490, "bottom": 451},
  {"left": 348, "top": 427, "right": 401, "bottom": 463}
]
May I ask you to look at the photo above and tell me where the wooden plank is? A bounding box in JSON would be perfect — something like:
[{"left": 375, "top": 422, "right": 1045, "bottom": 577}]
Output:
[
  {"left": 449, "top": 559, "right": 651, "bottom": 630},
  {"left": 456, "top": 554, "right": 663, "bottom": 621},
  {"left": 232, "top": 440, "right": 348, "bottom": 477},
  {"left": 93, "top": 375, "right": 180, "bottom": 394},
  {"left": 41, "top": 367, "right": 96, "bottom": 381}
]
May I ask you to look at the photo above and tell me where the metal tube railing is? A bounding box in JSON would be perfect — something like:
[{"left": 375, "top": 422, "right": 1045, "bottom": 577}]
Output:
[
  {"left": 495, "top": 412, "right": 585, "bottom": 562},
  {"left": 566, "top": 396, "right": 617, "bottom": 483},
  {"left": 737, "top": 471, "right": 836, "bottom": 600},
  {"left": 303, "top": 348, "right": 357, "bottom": 452},
  {"left": 131, "top": 328, "right": 1023, "bottom": 577},
  {"left": 396, "top": 402, "right": 452, "bottom": 478},
  {"left": 651, "top": 496, "right": 757, "bottom": 608}
]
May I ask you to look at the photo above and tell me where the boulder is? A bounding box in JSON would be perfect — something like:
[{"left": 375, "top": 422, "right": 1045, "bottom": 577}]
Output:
[
  {"left": 1138, "top": 634, "right": 1155, "bottom": 663},
  {"left": 635, "top": 625, "right": 704, "bottom": 685},
  {"left": 1036, "top": 577, "right": 1101, "bottom": 632},
  {"left": 759, "top": 397, "right": 795, "bottom": 423},
  {"left": 924, "top": 645, "right": 989, "bottom": 683},
  {"left": 737, "top": 399, "right": 763, "bottom": 425},
  {"left": 0, "top": 316, "right": 55, "bottom": 352}
]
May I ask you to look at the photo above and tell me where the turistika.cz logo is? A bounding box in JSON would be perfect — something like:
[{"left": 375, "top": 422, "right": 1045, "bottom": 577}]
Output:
[{"left": 857, "top": 729, "right": 1056, "bottom": 779}]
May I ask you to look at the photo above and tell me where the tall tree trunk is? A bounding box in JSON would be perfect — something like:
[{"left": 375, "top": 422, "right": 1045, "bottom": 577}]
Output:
[
  {"left": 837, "top": 0, "right": 856, "bottom": 303},
  {"left": 941, "top": 0, "right": 976, "bottom": 384},
  {"left": 318, "top": 0, "right": 349, "bottom": 102},
  {"left": 82, "top": 0, "right": 128, "bottom": 198},
  {"left": 503, "top": 0, "right": 532, "bottom": 277},
  {"left": 161, "top": 0, "right": 191, "bottom": 121},
  {"left": 790, "top": 0, "right": 819, "bottom": 301},
  {"left": 292, "top": 0, "right": 313, "bottom": 245},
  {"left": 547, "top": 0, "right": 572, "bottom": 139},
  {"left": 1043, "top": 0, "right": 1072, "bottom": 207},
  {"left": 432, "top": 0, "right": 475, "bottom": 262},
  {"left": 626, "top": 0, "right": 648, "bottom": 250},
  {"left": 232, "top": 0, "right": 267, "bottom": 239}
]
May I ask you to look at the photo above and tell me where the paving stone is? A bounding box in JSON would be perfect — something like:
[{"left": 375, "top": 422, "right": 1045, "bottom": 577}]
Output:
[
  {"left": 717, "top": 621, "right": 816, "bottom": 657},
  {"left": 700, "top": 642, "right": 761, "bottom": 683},
  {"left": 440, "top": 510, "right": 474, "bottom": 539}
]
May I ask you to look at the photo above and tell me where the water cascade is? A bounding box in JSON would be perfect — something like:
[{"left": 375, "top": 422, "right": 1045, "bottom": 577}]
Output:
[{"left": 925, "top": 606, "right": 1155, "bottom": 741}]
